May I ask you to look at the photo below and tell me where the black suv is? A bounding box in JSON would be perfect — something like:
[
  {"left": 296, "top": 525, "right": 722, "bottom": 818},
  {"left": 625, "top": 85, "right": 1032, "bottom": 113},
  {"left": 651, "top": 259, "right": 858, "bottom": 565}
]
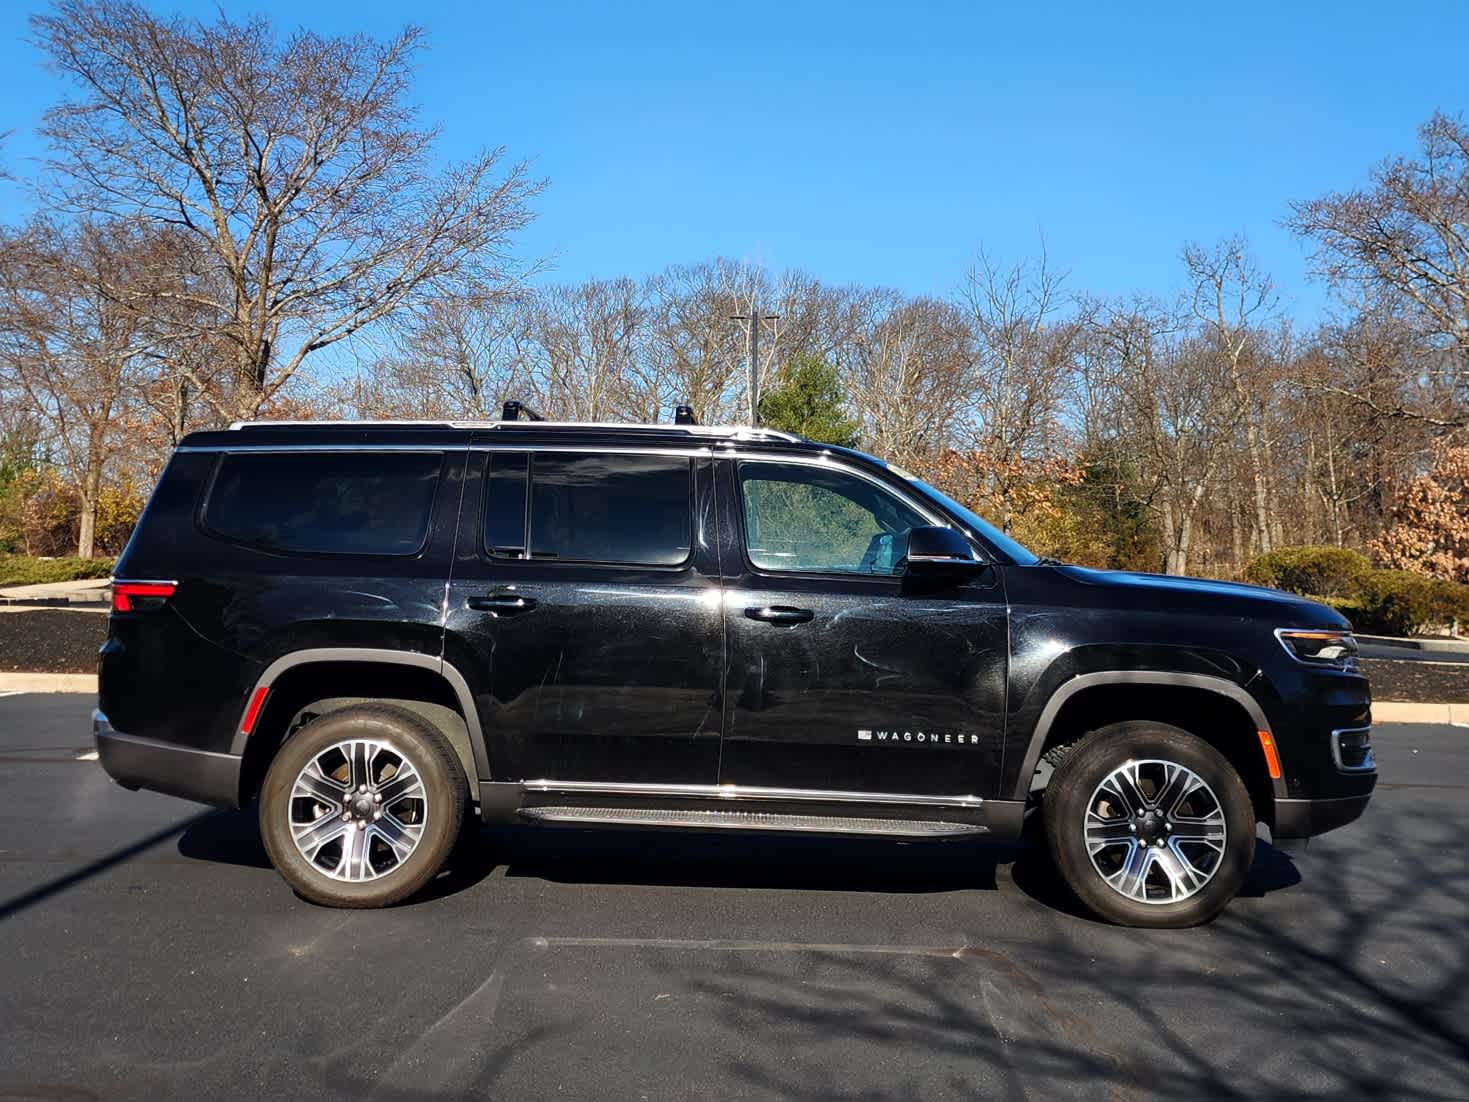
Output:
[{"left": 93, "top": 411, "right": 1376, "bottom": 926}]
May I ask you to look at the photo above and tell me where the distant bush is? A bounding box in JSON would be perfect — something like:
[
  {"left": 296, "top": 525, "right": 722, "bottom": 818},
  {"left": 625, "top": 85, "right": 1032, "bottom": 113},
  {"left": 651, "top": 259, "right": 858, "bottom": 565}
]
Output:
[
  {"left": 1344, "top": 571, "right": 1469, "bottom": 636},
  {"left": 1243, "top": 545, "right": 1372, "bottom": 599},
  {"left": 0, "top": 556, "right": 116, "bottom": 587}
]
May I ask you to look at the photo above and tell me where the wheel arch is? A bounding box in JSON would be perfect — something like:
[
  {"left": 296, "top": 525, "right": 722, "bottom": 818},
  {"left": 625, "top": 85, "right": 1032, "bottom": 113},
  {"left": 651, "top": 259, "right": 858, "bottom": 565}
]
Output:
[
  {"left": 232, "top": 648, "right": 489, "bottom": 807},
  {"left": 1013, "top": 671, "right": 1287, "bottom": 825}
]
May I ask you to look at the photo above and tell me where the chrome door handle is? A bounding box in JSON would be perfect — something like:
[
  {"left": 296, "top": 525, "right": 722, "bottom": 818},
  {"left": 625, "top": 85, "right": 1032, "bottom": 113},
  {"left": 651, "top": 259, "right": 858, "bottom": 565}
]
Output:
[
  {"left": 468, "top": 592, "right": 539, "bottom": 616},
  {"left": 745, "top": 605, "right": 814, "bottom": 625}
]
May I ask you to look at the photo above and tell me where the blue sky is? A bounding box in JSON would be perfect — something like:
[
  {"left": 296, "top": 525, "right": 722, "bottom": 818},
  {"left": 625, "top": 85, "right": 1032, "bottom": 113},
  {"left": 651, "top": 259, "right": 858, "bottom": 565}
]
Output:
[{"left": 1, "top": 0, "right": 1466, "bottom": 323}]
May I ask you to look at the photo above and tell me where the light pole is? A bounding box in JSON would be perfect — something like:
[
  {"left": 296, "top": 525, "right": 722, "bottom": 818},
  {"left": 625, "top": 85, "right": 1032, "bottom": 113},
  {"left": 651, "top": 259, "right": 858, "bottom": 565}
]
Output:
[{"left": 729, "top": 309, "right": 779, "bottom": 426}]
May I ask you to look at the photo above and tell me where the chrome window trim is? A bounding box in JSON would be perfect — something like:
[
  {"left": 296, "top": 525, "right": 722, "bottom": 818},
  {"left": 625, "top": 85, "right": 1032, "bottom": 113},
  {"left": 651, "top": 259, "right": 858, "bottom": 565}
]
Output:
[
  {"left": 473, "top": 444, "right": 712, "bottom": 458},
  {"left": 1330, "top": 725, "right": 1376, "bottom": 773},
  {"left": 729, "top": 451, "right": 949, "bottom": 528},
  {"left": 727, "top": 452, "right": 965, "bottom": 575},
  {"left": 520, "top": 779, "right": 983, "bottom": 809}
]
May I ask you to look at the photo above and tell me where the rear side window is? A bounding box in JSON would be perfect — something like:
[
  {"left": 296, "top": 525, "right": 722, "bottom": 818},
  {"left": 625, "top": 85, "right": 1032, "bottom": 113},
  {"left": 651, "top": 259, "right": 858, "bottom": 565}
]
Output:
[
  {"left": 203, "top": 451, "right": 441, "bottom": 556},
  {"left": 484, "top": 451, "right": 692, "bottom": 566}
]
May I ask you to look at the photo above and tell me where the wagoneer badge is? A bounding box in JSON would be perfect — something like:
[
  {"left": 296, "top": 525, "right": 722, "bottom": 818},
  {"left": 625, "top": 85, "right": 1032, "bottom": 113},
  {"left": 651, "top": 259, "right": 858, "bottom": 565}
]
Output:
[{"left": 857, "top": 729, "right": 983, "bottom": 746}]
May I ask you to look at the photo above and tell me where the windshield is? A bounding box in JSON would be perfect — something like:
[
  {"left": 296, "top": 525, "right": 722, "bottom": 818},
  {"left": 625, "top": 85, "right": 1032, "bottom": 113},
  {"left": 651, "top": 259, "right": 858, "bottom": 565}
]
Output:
[{"left": 893, "top": 468, "right": 1041, "bottom": 566}]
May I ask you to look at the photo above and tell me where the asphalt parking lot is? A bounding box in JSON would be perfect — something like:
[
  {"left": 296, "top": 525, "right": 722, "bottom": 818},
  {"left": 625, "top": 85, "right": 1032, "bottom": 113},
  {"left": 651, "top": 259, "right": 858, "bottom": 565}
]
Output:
[{"left": 1, "top": 693, "right": 1466, "bottom": 1100}]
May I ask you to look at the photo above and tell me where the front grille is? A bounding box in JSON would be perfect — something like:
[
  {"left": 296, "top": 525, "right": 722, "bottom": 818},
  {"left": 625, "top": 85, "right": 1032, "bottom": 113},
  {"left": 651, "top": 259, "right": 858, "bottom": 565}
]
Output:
[{"left": 1332, "top": 726, "right": 1375, "bottom": 772}]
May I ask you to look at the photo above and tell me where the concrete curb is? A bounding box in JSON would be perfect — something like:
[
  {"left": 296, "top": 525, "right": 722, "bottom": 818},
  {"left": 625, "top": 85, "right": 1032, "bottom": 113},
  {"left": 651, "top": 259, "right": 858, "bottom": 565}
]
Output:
[
  {"left": 0, "top": 672, "right": 98, "bottom": 694},
  {"left": 1358, "top": 633, "right": 1469, "bottom": 656},
  {"left": 1372, "top": 701, "right": 1468, "bottom": 726}
]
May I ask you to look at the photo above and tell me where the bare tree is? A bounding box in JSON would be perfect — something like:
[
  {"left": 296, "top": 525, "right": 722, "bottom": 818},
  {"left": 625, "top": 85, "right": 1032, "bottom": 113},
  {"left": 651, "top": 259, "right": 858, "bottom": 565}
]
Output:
[
  {"left": 1184, "top": 238, "right": 1277, "bottom": 555},
  {"left": 848, "top": 292, "right": 971, "bottom": 469},
  {"left": 0, "top": 218, "right": 169, "bottom": 557},
  {"left": 33, "top": 1, "right": 541, "bottom": 421},
  {"left": 523, "top": 279, "right": 646, "bottom": 421},
  {"left": 348, "top": 294, "right": 532, "bottom": 420},
  {"left": 959, "top": 248, "right": 1079, "bottom": 530},
  {"left": 1092, "top": 301, "right": 1241, "bottom": 575},
  {"left": 1290, "top": 112, "right": 1469, "bottom": 427}
]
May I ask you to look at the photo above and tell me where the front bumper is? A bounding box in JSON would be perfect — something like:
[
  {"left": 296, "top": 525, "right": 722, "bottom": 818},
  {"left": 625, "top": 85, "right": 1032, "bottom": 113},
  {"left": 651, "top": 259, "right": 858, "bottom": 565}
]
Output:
[
  {"left": 93, "top": 710, "right": 242, "bottom": 808},
  {"left": 1273, "top": 792, "right": 1373, "bottom": 839}
]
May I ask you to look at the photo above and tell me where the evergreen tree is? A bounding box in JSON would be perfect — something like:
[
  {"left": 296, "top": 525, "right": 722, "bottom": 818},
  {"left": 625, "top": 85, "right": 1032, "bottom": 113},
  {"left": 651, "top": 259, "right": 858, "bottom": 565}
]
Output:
[{"left": 758, "top": 355, "right": 861, "bottom": 447}]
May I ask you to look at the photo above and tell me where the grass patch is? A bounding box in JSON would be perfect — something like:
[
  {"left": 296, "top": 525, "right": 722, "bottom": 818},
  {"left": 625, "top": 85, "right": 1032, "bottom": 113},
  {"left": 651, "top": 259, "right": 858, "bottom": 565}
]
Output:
[{"left": 0, "top": 556, "right": 115, "bottom": 587}]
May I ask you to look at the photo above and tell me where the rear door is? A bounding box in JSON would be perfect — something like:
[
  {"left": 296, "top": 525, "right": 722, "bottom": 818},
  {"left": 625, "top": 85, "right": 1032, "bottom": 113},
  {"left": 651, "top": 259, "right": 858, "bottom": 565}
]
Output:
[
  {"left": 715, "top": 455, "right": 1008, "bottom": 797},
  {"left": 443, "top": 444, "right": 725, "bottom": 784}
]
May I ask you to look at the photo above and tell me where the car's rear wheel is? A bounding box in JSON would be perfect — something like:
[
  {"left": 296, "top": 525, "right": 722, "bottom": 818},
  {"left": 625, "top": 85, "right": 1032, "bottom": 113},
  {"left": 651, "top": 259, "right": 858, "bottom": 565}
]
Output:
[
  {"left": 260, "top": 704, "right": 467, "bottom": 907},
  {"left": 1043, "top": 721, "right": 1256, "bottom": 928}
]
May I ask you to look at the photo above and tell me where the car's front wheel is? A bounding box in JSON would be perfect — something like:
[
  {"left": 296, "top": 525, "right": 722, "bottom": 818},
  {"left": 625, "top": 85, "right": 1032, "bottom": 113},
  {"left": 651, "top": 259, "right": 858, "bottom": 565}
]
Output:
[
  {"left": 1043, "top": 721, "right": 1256, "bottom": 928},
  {"left": 259, "top": 704, "right": 468, "bottom": 907}
]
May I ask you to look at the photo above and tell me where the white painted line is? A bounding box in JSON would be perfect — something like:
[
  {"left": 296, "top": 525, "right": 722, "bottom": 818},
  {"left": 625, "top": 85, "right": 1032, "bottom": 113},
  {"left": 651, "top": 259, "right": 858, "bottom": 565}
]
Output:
[
  {"left": 0, "top": 690, "right": 19, "bottom": 699},
  {"left": 76, "top": 750, "right": 99, "bottom": 761}
]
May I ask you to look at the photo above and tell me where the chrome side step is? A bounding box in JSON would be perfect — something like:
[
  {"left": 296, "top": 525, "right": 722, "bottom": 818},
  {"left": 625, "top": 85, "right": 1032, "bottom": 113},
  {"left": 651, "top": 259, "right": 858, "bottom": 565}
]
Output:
[{"left": 516, "top": 805, "right": 987, "bottom": 837}]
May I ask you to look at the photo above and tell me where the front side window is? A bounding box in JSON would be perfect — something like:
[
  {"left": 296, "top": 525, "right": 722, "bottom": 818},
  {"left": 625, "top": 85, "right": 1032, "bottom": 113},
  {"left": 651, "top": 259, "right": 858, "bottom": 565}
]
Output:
[
  {"left": 204, "top": 451, "right": 441, "bottom": 556},
  {"left": 485, "top": 451, "right": 693, "bottom": 566},
  {"left": 739, "top": 461, "right": 929, "bottom": 575}
]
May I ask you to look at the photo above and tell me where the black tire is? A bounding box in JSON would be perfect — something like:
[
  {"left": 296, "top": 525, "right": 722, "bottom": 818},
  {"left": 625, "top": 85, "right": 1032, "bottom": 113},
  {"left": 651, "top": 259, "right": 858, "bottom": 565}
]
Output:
[
  {"left": 1043, "top": 721, "right": 1255, "bottom": 928},
  {"left": 259, "top": 704, "right": 468, "bottom": 908}
]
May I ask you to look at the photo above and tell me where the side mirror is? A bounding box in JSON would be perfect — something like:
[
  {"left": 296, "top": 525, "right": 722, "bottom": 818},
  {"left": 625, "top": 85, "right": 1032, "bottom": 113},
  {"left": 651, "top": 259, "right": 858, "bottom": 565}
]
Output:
[{"left": 900, "top": 526, "right": 983, "bottom": 581}]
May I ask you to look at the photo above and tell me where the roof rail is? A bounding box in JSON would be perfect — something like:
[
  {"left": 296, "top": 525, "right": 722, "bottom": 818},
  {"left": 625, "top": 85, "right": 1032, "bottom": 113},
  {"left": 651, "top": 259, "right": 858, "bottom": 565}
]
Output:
[{"left": 225, "top": 417, "right": 803, "bottom": 443}]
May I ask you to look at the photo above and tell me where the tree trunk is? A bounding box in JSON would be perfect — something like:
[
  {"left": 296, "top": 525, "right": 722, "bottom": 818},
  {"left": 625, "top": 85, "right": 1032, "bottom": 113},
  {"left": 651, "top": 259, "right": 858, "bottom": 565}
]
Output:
[{"left": 76, "top": 447, "right": 104, "bottom": 559}]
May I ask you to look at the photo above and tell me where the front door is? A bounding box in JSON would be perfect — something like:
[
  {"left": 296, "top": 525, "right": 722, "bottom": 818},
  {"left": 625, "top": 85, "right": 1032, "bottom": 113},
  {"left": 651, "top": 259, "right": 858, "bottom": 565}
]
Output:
[
  {"left": 444, "top": 446, "right": 724, "bottom": 784},
  {"left": 715, "top": 457, "right": 1008, "bottom": 797}
]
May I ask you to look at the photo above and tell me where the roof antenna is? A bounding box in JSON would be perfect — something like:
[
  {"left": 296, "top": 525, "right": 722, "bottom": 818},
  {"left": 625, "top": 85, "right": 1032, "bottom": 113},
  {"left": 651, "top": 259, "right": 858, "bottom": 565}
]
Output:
[
  {"left": 501, "top": 400, "right": 545, "bottom": 422},
  {"left": 674, "top": 404, "right": 697, "bottom": 426}
]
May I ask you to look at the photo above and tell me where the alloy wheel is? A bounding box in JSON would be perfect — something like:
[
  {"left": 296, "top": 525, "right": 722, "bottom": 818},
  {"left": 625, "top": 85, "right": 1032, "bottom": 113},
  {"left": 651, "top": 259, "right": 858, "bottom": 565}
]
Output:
[
  {"left": 1083, "top": 758, "right": 1227, "bottom": 905},
  {"left": 287, "top": 738, "right": 429, "bottom": 882}
]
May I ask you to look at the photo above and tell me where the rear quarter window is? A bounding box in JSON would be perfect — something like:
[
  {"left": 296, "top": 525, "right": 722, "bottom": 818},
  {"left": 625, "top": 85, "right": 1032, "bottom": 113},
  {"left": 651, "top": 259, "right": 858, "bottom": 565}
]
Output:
[{"left": 202, "top": 450, "right": 442, "bottom": 556}]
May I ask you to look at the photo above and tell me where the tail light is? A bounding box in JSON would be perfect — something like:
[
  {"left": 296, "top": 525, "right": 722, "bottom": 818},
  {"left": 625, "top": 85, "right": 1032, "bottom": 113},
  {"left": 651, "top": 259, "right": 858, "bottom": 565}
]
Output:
[{"left": 111, "top": 581, "right": 177, "bottom": 613}]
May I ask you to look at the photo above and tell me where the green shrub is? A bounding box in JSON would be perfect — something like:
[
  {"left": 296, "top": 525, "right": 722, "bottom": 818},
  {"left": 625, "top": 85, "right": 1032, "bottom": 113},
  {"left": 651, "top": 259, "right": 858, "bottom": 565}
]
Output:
[
  {"left": 1348, "top": 570, "right": 1443, "bottom": 636},
  {"left": 1428, "top": 578, "right": 1469, "bottom": 629},
  {"left": 0, "top": 556, "right": 116, "bottom": 587},
  {"left": 1244, "top": 545, "right": 1372, "bottom": 598}
]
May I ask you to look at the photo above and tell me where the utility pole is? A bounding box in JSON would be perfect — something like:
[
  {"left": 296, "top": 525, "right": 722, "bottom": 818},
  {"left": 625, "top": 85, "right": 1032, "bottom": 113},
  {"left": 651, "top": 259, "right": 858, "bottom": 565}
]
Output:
[{"left": 729, "top": 308, "right": 779, "bottom": 426}]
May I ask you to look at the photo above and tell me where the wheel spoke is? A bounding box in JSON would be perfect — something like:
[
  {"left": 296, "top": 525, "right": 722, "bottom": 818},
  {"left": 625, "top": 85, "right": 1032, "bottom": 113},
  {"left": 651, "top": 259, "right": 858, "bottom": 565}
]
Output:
[
  {"left": 293, "top": 810, "right": 349, "bottom": 862},
  {"left": 335, "top": 823, "right": 373, "bottom": 881},
  {"left": 1106, "top": 840, "right": 1152, "bottom": 899},
  {"left": 377, "top": 760, "right": 424, "bottom": 806},
  {"left": 371, "top": 813, "right": 423, "bottom": 865},
  {"left": 347, "top": 740, "right": 376, "bottom": 790},
  {"left": 295, "top": 760, "right": 348, "bottom": 808},
  {"left": 1104, "top": 763, "right": 1149, "bottom": 816},
  {"left": 1170, "top": 815, "right": 1226, "bottom": 850},
  {"left": 1085, "top": 812, "right": 1135, "bottom": 851},
  {"left": 1152, "top": 840, "right": 1209, "bottom": 900},
  {"left": 1154, "top": 763, "right": 1203, "bottom": 819}
]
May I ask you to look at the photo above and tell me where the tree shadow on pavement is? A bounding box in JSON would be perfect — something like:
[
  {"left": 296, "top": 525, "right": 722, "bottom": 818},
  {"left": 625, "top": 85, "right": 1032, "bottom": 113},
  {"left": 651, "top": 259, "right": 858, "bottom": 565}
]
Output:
[{"left": 653, "top": 803, "right": 1469, "bottom": 1100}]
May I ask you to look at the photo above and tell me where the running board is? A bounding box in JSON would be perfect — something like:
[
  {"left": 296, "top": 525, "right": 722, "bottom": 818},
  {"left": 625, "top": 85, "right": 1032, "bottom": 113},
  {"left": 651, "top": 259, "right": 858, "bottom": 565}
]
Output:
[{"left": 516, "top": 805, "right": 987, "bottom": 837}]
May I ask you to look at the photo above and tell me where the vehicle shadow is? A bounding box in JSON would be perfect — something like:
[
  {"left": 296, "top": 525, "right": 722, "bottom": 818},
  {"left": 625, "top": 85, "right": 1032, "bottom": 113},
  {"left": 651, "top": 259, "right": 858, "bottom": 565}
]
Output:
[
  {"left": 491, "top": 824, "right": 1014, "bottom": 894},
  {"left": 172, "top": 808, "right": 1305, "bottom": 908}
]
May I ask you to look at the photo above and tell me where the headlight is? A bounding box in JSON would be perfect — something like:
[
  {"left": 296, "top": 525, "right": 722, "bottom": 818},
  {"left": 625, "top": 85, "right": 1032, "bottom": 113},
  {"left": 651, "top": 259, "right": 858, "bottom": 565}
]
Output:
[{"left": 1276, "top": 628, "right": 1360, "bottom": 670}]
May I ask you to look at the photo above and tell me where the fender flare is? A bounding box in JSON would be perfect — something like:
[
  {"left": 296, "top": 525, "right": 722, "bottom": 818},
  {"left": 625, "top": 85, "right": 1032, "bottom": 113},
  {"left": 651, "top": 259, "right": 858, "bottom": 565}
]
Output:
[
  {"left": 1010, "top": 670, "right": 1286, "bottom": 801},
  {"left": 229, "top": 647, "right": 490, "bottom": 780}
]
